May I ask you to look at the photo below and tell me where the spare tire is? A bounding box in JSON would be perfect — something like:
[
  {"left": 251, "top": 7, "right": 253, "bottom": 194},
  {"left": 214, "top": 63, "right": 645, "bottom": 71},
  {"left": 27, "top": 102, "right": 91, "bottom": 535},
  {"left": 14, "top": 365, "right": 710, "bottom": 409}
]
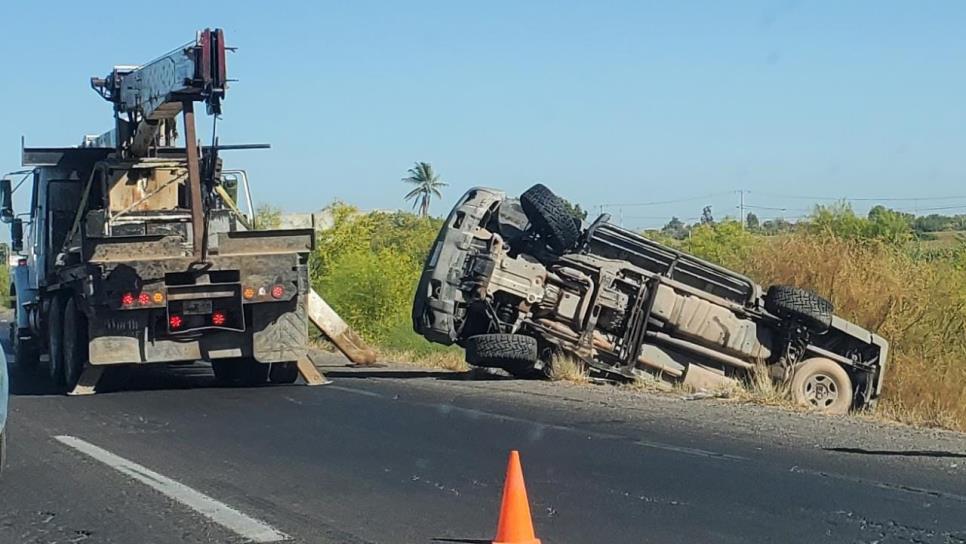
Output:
[
  {"left": 465, "top": 334, "right": 539, "bottom": 372},
  {"left": 520, "top": 184, "right": 580, "bottom": 253},
  {"left": 764, "top": 285, "right": 833, "bottom": 333}
]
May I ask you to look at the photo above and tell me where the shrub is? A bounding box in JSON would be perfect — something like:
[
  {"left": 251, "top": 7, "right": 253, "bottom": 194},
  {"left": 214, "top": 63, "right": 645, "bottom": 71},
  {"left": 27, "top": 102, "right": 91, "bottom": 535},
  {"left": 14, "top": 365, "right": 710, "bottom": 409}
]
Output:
[
  {"left": 686, "top": 220, "right": 756, "bottom": 270},
  {"left": 316, "top": 248, "right": 419, "bottom": 342},
  {"left": 311, "top": 203, "right": 450, "bottom": 354},
  {"left": 736, "top": 233, "right": 966, "bottom": 430}
]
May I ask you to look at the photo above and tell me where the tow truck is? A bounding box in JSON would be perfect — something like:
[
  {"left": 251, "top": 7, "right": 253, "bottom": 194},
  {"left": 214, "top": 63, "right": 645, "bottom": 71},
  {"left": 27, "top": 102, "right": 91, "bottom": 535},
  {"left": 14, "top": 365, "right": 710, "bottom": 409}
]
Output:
[{"left": 2, "top": 28, "right": 373, "bottom": 394}]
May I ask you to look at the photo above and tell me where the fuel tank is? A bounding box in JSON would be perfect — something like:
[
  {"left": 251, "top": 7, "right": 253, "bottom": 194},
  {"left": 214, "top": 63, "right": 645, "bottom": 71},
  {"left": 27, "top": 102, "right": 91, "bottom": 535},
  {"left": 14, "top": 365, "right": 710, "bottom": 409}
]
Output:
[{"left": 649, "top": 284, "right": 772, "bottom": 361}]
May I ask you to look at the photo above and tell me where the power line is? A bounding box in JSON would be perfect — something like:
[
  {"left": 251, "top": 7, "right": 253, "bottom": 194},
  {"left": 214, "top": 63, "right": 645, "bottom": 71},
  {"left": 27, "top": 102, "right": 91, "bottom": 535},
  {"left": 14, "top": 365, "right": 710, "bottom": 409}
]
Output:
[
  {"left": 890, "top": 204, "right": 966, "bottom": 213},
  {"left": 622, "top": 215, "right": 701, "bottom": 220},
  {"left": 752, "top": 191, "right": 966, "bottom": 202},
  {"left": 741, "top": 204, "right": 810, "bottom": 212},
  {"left": 598, "top": 191, "right": 732, "bottom": 208}
]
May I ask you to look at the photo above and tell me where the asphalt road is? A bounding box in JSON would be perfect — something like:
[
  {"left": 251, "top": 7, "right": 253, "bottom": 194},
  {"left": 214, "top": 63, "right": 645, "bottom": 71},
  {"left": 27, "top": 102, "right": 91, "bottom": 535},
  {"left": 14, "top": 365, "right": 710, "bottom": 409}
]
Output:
[{"left": 1, "top": 336, "right": 964, "bottom": 543}]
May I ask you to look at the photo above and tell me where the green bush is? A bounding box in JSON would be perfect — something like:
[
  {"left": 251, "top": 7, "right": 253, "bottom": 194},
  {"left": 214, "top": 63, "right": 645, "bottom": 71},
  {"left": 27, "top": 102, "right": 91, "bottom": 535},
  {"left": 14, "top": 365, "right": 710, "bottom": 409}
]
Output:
[
  {"left": 0, "top": 264, "right": 8, "bottom": 308},
  {"left": 686, "top": 220, "right": 756, "bottom": 270},
  {"left": 311, "top": 203, "right": 444, "bottom": 347}
]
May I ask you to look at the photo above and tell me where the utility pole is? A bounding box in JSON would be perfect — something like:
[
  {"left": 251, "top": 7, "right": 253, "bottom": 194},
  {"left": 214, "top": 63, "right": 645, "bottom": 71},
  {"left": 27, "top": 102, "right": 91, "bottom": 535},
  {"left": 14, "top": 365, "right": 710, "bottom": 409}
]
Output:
[{"left": 738, "top": 189, "right": 745, "bottom": 230}]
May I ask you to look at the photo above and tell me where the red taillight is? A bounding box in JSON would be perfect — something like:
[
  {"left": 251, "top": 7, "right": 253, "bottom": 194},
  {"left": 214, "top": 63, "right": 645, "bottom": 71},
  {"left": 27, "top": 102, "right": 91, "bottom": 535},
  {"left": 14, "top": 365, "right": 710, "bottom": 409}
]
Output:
[
  {"left": 271, "top": 284, "right": 285, "bottom": 299},
  {"left": 211, "top": 311, "right": 226, "bottom": 326},
  {"left": 17, "top": 258, "right": 27, "bottom": 267},
  {"left": 138, "top": 292, "right": 151, "bottom": 305},
  {"left": 121, "top": 293, "right": 135, "bottom": 306},
  {"left": 169, "top": 315, "right": 183, "bottom": 329}
]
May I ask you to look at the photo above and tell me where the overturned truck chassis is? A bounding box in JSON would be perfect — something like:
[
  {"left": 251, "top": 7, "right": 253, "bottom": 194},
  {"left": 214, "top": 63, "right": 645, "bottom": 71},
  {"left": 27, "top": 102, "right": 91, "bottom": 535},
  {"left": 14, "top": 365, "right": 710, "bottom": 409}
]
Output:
[{"left": 415, "top": 188, "right": 888, "bottom": 410}]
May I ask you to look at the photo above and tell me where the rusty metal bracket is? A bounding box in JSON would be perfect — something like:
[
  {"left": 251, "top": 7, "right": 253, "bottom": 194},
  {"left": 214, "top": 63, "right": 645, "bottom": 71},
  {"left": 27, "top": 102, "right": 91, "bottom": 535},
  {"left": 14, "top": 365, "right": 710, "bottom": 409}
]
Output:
[
  {"left": 617, "top": 276, "right": 660, "bottom": 371},
  {"left": 182, "top": 101, "right": 206, "bottom": 261}
]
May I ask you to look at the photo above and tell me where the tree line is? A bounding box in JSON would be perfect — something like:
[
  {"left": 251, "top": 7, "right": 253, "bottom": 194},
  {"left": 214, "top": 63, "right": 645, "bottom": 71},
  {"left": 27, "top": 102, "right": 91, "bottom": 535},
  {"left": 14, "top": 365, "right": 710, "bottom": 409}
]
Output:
[{"left": 656, "top": 203, "right": 966, "bottom": 243}]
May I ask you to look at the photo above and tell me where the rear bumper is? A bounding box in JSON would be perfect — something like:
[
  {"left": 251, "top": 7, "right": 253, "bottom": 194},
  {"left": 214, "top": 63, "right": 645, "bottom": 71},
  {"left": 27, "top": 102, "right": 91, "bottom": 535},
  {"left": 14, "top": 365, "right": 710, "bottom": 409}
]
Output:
[
  {"left": 88, "top": 297, "right": 308, "bottom": 365},
  {"left": 83, "top": 250, "right": 310, "bottom": 365}
]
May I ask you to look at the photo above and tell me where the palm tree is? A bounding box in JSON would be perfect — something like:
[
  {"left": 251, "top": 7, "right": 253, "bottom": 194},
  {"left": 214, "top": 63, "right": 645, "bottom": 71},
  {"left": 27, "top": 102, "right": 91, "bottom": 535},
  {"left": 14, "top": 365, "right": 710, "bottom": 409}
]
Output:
[{"left": 402, "top": 162, "right": 447, "bottom": 218}]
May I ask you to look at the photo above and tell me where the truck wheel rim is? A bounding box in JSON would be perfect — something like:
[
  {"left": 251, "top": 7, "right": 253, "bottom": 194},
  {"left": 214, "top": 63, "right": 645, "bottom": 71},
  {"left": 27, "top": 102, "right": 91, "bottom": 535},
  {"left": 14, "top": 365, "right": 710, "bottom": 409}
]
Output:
[{"left": 803, "top": 374, "right": 838, "bottom": 408}]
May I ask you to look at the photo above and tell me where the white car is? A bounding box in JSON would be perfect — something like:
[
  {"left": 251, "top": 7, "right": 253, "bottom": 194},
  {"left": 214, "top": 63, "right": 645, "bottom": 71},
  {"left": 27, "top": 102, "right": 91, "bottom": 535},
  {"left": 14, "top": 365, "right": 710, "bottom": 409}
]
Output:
[{"left": 1, "top": 343, "right": 8, "bottom": 473}]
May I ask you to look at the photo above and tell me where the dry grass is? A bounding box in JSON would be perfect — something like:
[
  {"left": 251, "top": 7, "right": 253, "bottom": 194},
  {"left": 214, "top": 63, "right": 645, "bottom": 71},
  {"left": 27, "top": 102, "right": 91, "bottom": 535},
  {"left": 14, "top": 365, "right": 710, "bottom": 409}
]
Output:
[
  {"left": 623, "top": 372, "right": 677, "bottom": 393},
  {"left": 738, "top": 234, "right": 966, "bottom": 431},
  {"left": 311, "top": 332, "right": 468, "bottom": 372},
  {"left": 725, "top": 364, "right": 794, "bottom": 408},
  {"left": 548, "top": 353, "right": 589, "bottom": 384},
  {"left": 378, "top": 348, "right": 469, "bottom": 372}
]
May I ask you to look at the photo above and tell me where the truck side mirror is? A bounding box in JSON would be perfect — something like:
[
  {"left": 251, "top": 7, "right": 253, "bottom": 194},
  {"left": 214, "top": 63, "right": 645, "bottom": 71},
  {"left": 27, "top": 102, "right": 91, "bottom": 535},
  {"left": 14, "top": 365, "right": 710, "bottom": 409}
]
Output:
[
  {"left": 0, "top": 179, "right": 13, "bottom": 223},
  {"left": 10, "top": 218, "right": 23, "bottom": 253}
]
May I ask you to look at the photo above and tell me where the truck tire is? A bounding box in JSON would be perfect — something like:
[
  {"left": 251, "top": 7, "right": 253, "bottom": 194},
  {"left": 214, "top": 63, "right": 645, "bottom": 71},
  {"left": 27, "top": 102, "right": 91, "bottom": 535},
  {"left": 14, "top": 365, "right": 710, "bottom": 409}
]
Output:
[
  {"left": 520, "top": 184, "right": 580, "bottom": 254},
  {"left": 211, "top": 360, "right": 241, "bottom": 385},
  {"left": 213, "top": 358, "right": 269, "bottom": 386},
  {"left": 764, "top": 285, "right": 833, "bottom": 333},
  {"left": 47, "top": 293, "right": 68, "bottom": 388},
  {"left": 268, "top": 362, "right": 299, "bottom": 384},
  {"left": 63, "top": 297, "right": 89, "bottom": 391},
  {"left": 12, "top": 298, "right": 40, "bottom": 370},
  {"left": 465, "top": 334, "right": 539, "bottom": 374},
  {"left": 790, "top": 358, "right": 852, "bottom": 415}
]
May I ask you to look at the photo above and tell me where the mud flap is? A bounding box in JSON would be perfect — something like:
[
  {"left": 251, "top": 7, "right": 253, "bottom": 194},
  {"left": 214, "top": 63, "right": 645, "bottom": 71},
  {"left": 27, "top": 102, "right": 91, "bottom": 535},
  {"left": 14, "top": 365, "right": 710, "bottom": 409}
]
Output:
[{"left": 252, "top": 298, "right": 309, "bottom": 363}]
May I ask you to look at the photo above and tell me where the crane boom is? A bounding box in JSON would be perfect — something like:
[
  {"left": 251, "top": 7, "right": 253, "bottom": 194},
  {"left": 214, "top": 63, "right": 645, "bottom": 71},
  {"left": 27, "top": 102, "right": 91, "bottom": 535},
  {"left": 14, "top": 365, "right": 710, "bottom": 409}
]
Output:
[{"left": 88, "top": 28, "right": 227, "bottom": 154}]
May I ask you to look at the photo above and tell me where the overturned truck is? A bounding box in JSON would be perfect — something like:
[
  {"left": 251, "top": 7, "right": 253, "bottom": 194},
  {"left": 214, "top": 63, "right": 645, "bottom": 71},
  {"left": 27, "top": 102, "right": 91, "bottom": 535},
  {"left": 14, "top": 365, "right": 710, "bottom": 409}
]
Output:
[{"left": 413, "top": 185, "right": 889, "bottom": 414}]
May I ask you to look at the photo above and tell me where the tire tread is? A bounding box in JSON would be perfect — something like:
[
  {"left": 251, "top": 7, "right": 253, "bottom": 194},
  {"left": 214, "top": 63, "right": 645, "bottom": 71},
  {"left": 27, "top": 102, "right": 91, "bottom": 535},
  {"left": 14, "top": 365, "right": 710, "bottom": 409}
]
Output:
[
  {"left": 465, "top": 334, "right": 539, "bottom": 368},
  {"left": 520, "top": 184, "right": 580, "bottom": 253},
  {"left": 764, "top": 285, "right": 833, "bottom": 332}
]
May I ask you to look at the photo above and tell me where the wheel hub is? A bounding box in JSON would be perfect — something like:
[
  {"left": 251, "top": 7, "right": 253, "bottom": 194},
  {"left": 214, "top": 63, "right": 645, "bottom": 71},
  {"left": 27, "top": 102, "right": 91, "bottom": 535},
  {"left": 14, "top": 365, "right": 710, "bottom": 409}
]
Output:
[{"left": 803, "top": 373, "right": 838, "bottom": 408}]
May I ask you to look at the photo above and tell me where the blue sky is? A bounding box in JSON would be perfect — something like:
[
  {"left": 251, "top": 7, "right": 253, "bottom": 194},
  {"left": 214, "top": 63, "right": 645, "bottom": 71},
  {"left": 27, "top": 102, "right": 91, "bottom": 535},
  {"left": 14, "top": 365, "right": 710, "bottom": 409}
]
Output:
[{"left": 1, "top": 1, "right": 964, "bottom": 229}]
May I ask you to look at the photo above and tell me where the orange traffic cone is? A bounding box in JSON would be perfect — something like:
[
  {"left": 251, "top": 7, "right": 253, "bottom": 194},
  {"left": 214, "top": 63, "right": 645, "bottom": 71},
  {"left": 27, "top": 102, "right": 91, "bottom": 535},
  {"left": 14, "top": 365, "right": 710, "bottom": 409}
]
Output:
[{"left": 493, "top": 450, "right": 541, "bottom": 544}]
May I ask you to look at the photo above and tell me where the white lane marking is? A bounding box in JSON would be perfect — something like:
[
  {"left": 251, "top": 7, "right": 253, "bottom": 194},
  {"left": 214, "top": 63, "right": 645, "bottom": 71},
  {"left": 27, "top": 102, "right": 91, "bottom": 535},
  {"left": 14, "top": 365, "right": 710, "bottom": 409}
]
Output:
[
  {"left": 635, "top": 440, "right": 748, "bottom": 461},
  {"left": 789, "top": 465, "right": 966, "bottom": 503},
  {"left": 55, "top": 435, "right": 289, "bottom": 543}
]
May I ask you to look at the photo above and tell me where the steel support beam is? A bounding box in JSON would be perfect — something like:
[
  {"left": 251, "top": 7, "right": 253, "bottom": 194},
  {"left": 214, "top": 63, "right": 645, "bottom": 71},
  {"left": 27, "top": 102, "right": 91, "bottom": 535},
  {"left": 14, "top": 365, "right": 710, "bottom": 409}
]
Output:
[{"left": 182, "top": 101, "right": 206, "bottom": 260}]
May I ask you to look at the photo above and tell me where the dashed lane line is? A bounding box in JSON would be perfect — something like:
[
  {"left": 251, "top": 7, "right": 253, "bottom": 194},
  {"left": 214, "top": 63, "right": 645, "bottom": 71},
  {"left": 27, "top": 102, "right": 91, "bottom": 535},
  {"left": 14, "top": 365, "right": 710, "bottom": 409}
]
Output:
[{"left": 55, "top": 435, "right": 290, "bottom": 543}]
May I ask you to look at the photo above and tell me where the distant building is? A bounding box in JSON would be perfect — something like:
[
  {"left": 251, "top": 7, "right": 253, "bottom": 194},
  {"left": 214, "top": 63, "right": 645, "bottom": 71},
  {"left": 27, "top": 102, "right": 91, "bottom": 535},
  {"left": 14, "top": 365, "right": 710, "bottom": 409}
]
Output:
[{"left": 279, "top": 206, "right": 396, "bottom": 231}]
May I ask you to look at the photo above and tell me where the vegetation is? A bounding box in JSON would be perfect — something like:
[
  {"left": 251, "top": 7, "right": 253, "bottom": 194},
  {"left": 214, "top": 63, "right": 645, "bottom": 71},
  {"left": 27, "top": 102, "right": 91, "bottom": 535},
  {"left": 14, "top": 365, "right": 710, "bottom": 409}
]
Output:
[
  {"left": 402, "top": 162, "right": 447, "bottom": 218},
  {"left": 649, "top": 205, "right": 966, "bottom": 431},
  {"left": 309, "top": 203, "right": 459, "bottom": 360},
  {"left": 0, "top": 243, "right": 11, "bottom": 308},
  {"left": 253, "top": 203, "right": 283, "bottom": 230},
  {"left": 657, "top": 201, "right": 966, "bottom": 244}
]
